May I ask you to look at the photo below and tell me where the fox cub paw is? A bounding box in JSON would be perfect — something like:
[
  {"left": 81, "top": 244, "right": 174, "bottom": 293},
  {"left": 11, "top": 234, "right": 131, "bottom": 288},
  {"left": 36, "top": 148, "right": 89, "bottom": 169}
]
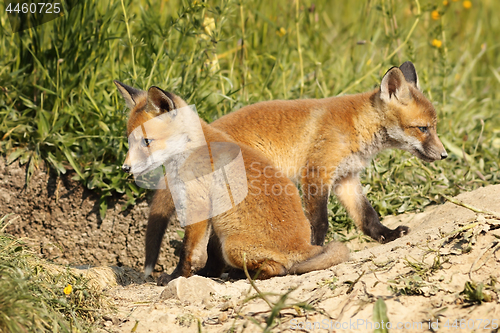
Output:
[
  {"left": 379, "top": 225, "right": 410, "bottom": 244},
  {"left": 157, "top": 273, "right": 176, "bottom": 286}
]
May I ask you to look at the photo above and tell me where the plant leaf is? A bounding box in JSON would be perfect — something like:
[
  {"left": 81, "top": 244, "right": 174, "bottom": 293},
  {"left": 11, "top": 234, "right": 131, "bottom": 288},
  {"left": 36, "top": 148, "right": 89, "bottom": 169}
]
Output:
[{"left": 373, "top": 297, "right": 389, "bottom": 333}]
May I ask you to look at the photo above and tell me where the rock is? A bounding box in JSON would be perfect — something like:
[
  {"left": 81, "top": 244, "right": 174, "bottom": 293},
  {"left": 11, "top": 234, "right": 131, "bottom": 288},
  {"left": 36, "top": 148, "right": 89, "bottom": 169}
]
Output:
[
  {"left": 161, "top": 276, "right": 218, "bottom": 304},
  {"left": 217, "top": 312, "right": 228, "bottom": 323},
  {"left": 0, "top": 190, "right": 11, "bottom": 204},
  {"left": 220, "top": 299, "right": 237, "bottom": 311}
]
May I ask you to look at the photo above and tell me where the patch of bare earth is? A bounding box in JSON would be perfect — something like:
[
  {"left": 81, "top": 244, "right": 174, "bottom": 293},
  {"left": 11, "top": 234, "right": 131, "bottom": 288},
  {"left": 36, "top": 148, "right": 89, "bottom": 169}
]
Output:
[
  {"left": 1, "top": 156, "right": 499, "bottom": 332},
  {"left": 0, "top": 155, "right": 182, "bottom": 274},
  {"left": 97, "top": 185, "right": 500, "bottom": 333}
]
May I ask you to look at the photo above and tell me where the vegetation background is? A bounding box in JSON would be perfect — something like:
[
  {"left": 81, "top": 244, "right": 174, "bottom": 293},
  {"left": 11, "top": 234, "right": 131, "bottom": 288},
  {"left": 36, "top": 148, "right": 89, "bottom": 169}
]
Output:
[
  {"left": 0, "top": 0, "right": 499, "bottom": 330},
  {"left": 1, "top": 0, "right": 500, "bottom": 231}
]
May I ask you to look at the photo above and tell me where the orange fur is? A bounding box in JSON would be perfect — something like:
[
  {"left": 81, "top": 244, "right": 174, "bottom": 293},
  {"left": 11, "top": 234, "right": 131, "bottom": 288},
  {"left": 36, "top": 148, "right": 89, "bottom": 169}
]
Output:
[
  {"left": 115, "top": 82, "right": 349, "bottom": 285},
  {"left": 211, "top": 62, "right": 447, "bottom": 244},
  {"left": 115, "top": 61, "right": 446, "bottom": 278}
]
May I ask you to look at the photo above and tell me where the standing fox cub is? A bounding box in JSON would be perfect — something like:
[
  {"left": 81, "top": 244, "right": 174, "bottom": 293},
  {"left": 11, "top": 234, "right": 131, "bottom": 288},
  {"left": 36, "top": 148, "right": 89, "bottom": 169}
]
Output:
[
  {"left": 116, "top": 82, "right": 349, "bottom": 285},
  {"left": 212, "top": 61, "right": 448, "bottom": 245}
]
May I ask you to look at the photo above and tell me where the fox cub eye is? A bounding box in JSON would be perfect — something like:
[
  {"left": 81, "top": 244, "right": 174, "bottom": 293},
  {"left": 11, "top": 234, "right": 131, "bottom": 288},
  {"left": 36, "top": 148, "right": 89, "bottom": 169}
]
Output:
[
  {"left": 418, "top": 126, "right": 428, "bottom": 134},
  {"left": 141, "top": 138, "right": 152, "bottom": 147}
]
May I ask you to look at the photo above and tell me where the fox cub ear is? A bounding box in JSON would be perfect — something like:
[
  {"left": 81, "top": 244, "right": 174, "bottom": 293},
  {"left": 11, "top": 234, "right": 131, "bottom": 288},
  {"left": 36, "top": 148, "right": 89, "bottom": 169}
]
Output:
[
  {"left": 380, "top": 66, "right": 411, "bottom": 104},
  {"left": 145, "top": 86, "right": 177, "bottom": 116},
  {"left": 114, "top": 80, "right": 146, "bottom": 109},
  {"left": 399, "top": 61, "right": 419, "bottom": 89}
]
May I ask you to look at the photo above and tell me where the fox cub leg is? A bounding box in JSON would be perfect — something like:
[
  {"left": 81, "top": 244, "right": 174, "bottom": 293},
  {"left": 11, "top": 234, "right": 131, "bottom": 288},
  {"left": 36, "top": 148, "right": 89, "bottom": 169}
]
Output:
[
  {"left": 223, "top": 238, "right": 349, "bottom": 279},
  {"left": 144, "top": 189, "right": 177, "bottom": 277},
  {"left": 334, "top": 173, "right": 409, "bottom": 243},
  {"left": 223, "top": 244, "right": 287, "bottom": 280},
  {"left": 233, "top": 258, "right": 287, "bottom": 280},
  {"left": 196, "top": 232, "right": 226, "bottom": 278},
  {"left": 157, "top": 220, "right": 211, "bottom": 286},
  {"left": 301, "top": 167, "right": 333, "bottom": 246}
]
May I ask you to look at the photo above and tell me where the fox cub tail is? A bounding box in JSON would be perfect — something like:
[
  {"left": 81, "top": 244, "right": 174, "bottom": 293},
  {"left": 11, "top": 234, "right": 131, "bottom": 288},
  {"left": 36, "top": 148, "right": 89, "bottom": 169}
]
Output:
[{"left": 289, "top": 242, "right": 349, "bottom": 275}]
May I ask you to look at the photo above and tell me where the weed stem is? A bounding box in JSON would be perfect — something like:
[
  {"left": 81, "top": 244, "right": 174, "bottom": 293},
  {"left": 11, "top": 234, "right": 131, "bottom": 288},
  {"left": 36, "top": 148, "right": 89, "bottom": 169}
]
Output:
[
  {"left": 120, "top": 0, "right": 137, "bottom": 79},
  {"left": 338, "top": 0, "right": 421, "bottom": 95}
]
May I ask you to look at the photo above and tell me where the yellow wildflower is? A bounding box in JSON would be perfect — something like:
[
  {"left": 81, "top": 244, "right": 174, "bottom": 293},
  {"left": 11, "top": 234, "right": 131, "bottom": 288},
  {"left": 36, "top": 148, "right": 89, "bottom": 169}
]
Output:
[
  {"left": 431, "top": 10, "right": 440, "bottom": 20},
  {"left": 63, "top": 284, "right": 72, "bottom": 295},
  {"left": 276, "top": 27, "right": 287, "bottom": 37},
  {"left": 443, "top": 0, "right": 449, "bottom": 5},
  {"left": 204, "top": 56, "right": 219, "bottom": 73},
  {"left": 432, "top": 39, "right": 443, "bottom": 48},
  {"left": 201, "top": 17, "right": 215, "bottom": 41},
  {"left": 463, "top": 1, "right": 472, "bottom": 9}
]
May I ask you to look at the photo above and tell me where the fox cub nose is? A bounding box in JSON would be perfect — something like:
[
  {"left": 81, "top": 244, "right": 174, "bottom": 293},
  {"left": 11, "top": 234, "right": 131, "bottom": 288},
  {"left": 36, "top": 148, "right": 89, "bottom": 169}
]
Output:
[
  {"left": 440, "top": 152, "right": 448, "bottom": 160},
  {"left": 122, "top": 164, "right": 131, "bottom": 173}
]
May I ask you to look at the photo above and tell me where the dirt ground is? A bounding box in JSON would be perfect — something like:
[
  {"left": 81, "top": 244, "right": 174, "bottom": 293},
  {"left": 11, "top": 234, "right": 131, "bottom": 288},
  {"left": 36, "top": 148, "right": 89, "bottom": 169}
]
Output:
[
  {"left": 1, "top": 156, "right": 500, "bottom": 332},
  {"left": 92, "top": 184, "right": 500, "bottom": 333},
  {"left": 0, "top": 155, "right": 182, "bottom": 273}
]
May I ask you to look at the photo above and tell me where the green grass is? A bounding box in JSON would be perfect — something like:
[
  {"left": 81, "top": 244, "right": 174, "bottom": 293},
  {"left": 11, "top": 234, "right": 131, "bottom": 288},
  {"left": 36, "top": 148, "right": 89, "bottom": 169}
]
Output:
[
  {"left": 0, "top": 0, "right": 499, "bottom": 237},
  {"left": 0, "top": 215, "right": 103, "bottom": 332}
]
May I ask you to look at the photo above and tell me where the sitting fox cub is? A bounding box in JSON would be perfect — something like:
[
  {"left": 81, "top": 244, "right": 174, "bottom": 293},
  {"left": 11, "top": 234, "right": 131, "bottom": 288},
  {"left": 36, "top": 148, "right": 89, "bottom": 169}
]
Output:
[{"left": 116, "top": 83, "right": 349, "bottom": 285}]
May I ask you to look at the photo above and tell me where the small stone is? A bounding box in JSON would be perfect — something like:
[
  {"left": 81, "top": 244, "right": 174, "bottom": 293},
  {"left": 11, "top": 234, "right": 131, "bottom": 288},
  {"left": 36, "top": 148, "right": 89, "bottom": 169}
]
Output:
[
  {"left": 202, "top": 297, "right": 214, "bottom": 309},
  {"left": 160, "top": 276, "right": 217, "bottom": 304},
  {"left": 218, "top": 312, "right": 228, "bottom": 323},
  {"left": 220, "top": 299, "right": 237, "bottom": 311},
  {"left": 0, "top": 190, "right": 11, "bottom": 204}
]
